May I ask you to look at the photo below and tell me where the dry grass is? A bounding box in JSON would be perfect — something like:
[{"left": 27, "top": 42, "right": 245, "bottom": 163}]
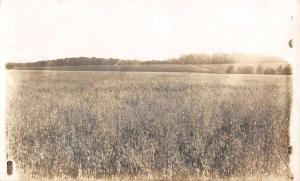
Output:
[
  {"left": 12, "top": 64, "right": 213, "bottom": 73},
  {"left": 5, "top": 70, "right": 292, "bottom": 180}
]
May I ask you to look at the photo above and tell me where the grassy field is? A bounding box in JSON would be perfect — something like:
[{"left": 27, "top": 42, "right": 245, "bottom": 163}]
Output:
[
  {"left": 11, "top": 62, "right": 290, "bottom": 75},
  {"left": 6, "top": 70, "right": 292, "bottom": 180},
  {"left": 12, "top": 64, "right": 213, "bottom": 73}
]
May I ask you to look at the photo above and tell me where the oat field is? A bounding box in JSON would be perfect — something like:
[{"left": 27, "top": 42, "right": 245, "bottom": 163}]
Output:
[{"left": 5, "top": 70, "right": 292, "bottom": 180}]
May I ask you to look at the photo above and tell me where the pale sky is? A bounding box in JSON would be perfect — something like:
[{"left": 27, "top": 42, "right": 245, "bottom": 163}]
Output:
[{"left": 0, "top": 0, "right": 296, "bottom": 62}]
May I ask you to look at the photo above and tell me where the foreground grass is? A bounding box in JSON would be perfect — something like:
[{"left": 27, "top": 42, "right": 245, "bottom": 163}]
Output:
[
  {"left": 6, "top": 70, "right": 292, "bottom": 180},
  {"left": 16, "top": 175, "right": 292, "bottom": 181}
]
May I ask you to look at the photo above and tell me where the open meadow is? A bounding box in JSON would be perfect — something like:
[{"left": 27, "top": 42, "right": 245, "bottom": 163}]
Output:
[{"left": 5, "top": 70, "right": 292, "bottom": 180}]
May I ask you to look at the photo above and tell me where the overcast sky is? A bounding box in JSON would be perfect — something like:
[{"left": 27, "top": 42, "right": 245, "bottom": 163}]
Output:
[{"left": 0, "top": 0, "right": 296, "bottom": 62}]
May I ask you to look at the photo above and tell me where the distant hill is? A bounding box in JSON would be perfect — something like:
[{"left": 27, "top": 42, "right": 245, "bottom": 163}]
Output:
[{"left": 5, "top": 53, "right": 288, "bottom": 69}]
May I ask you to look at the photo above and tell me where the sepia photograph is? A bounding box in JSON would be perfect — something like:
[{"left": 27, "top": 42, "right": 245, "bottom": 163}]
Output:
[{"left": 0, "top": 0, "right": 299, "bottom": 180}]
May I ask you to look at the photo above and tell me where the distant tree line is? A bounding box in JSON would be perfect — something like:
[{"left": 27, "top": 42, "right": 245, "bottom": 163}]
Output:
[
  {"left": 5, "top": 57, "right": 121, "bottom": 69},
  {"left": 166, "top": 53, "right": 287, "bottom": 64},
  {"left": 226, "top": 64, "right": 292, "bottom": 75},
  {"left": 6, "top": 53, "right": 288, "bottom": 69}
]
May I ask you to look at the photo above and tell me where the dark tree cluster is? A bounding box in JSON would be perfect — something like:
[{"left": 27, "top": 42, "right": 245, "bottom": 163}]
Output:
[{"left": 225, "top": 64, "right": 292, "bottom": 75}]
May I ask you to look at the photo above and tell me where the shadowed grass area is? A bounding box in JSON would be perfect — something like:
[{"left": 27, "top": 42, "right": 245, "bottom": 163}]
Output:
[{"left": 6, "top": 70, "right": 292, "bottom": 180}]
